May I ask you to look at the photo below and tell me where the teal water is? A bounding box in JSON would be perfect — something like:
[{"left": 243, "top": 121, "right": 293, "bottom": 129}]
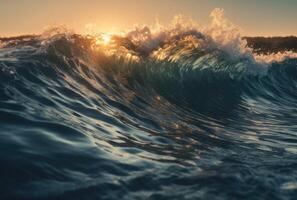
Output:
[{"left": 1, "top": 33, "right": 297, "bottom": 200}]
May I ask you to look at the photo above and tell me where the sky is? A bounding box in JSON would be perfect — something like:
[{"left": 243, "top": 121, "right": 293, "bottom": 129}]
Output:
[{"left": 0, "top": 0, "right": 297, "bottom": 37}]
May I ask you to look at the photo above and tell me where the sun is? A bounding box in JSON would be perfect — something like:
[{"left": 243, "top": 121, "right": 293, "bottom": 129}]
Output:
[{"left": 102, "top": 34, "right": 111, "bottom": 44}]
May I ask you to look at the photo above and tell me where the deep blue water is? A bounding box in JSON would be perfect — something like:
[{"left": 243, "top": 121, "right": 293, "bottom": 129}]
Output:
[{"left": 1, "top": 34, "right": 297, "bottom": 200}]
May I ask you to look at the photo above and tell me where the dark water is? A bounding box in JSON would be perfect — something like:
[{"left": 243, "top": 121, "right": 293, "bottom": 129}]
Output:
[{"left": 1, "top": 33, "right": 297, "bottom": 200}]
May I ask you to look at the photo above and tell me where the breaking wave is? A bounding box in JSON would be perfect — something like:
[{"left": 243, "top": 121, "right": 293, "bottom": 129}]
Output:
[{"left": 1, "top": 8, "right": 297, "bottom": 200}]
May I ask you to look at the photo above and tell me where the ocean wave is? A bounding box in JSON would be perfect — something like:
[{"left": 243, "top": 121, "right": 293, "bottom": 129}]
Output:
[{"left": 1, "top": 10, "right": 297, "bottom": 200}]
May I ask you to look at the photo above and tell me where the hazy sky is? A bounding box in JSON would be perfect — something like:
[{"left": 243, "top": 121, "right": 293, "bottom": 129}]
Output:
[{"left": 1, "top": 0, "right": 297, "bottom": 36}]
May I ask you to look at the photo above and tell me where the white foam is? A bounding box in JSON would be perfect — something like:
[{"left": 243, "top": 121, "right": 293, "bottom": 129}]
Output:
[{"left": 254, "top": 51, "right": 297, "bottom": 63}]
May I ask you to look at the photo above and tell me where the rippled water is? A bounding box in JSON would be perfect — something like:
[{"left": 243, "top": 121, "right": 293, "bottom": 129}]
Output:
[{"left": 1, "top": 32, "right": 297, "bottom": 200}]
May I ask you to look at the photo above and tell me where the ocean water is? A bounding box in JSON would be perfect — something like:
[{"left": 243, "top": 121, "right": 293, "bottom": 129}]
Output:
[{"left": 1, "top": 25, "right": 297, "bottom": 200}]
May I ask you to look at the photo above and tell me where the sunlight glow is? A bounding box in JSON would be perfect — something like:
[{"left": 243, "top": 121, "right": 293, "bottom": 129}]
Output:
[{"left": 102, "top": 34, "right": 111, "bottom": 44}]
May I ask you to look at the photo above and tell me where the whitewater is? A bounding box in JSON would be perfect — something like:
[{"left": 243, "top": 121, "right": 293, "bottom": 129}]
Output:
[{"left": 1, "top": 9, "right": 297, "bottom": 200}]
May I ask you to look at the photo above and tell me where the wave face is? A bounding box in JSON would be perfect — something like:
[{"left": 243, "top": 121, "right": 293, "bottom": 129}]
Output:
[{"left": 1, "top": 23, "right": 297, "bottom": 199}]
